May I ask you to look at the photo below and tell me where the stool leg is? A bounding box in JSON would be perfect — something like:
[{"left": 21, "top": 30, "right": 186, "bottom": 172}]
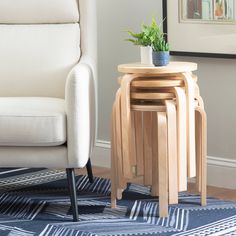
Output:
[
  {"left": 111, "top": 102, "right": 117, "bottom": 208},
  {"left": 143, "top": 112, "right": 153, "bottom": 186},
  {"left": 195, "top": 110, "right": 201, "bottom": 192},
  {"left": 182, "top": 72, "right": 196, "bottom": 178},
  {"left": 195, "top": 95, "right": 205, "bottom": 192},
  {"left": 157, "top": 112, "right": 168, "bottom": 217},
  {"left": 135, "top": 111, "right": 144, "bottom": 176},
  {"left": 115, "top": 89, "right": 126, "bottom": 194},
  {"left": 120, "top": 74, "right": 138, "bottom": 179},
  {"left": 152, "top": 112, "right": 159, "bottom": 196},
  {"left": 174, "top": 88, "right": 187, "bottom": 192},
  {"left": 196, "top": 107, "right": 207, "bottom": 206},
  {"left": 201, "top": 109, "right": 207, "bottom": 206},
  {"left": 165, "top": 100, "right": 178, "bottom": 204},
  {"left": 130, "top": 111, "right": 137, "bottom": 172}
]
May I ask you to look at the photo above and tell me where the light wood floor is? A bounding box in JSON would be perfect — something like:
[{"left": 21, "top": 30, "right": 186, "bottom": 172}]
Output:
[{"left": 79, "top": 166, "right": 236, "bottom": 202}]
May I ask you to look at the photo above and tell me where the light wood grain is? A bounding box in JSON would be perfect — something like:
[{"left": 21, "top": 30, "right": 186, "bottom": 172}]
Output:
[
  {"left": 196, "top": 106, "right": 207, "bottom": 206},
  {"left": 120, "top": 74, "right": 139, "bottom": 178},
  {"left": 158, "top": 112, "right": 168, "bottom": 217},
  {"left": 174, "top": 87, "right": 187, "bottom": 191},
  {"left": 118, "top": 76, "right": 185, "bottom": 85},
  {"left": 165, "top": 100, "right": 178, "bottom": 204},
  {"left": 195, "top": 110, "right": 201, "bottom": 193},
  {"left": 113, "top": 61, "right": 207, "bottom": 217},
  {"left": 115, "top": 89, "right": 126, "bottom": 192},
  {"left": 130, "top": 111, "right": 137, "bottom": 168},
  {"left": 131, "top": 92, "right": 175, "bottom": 100},
  {"left": 151, "top": 112, "right": 159, "bottom": 196},
  {"left": 192, "top": 74, "right": 198, "bottom": 82},
  {"left": 183, "top": 72, "right": 196, "bottom": 178},
  {"left": 195, "top": 94, "right": 205, "bottom": 193},
  {"left": 131, "top": 79, "right": 184, "bottom": 88},
  {"left": 131, "top": 104, "right": 166, "bottom": 112},
  {"left": 118, "top": 62, "right": 197, "bottom": 74},
  {"left": 195, "top": 95, "right": 205, "bottom": 109},
  {"left": 134, "top": 111, "right": 144, "bottom": 176},
  {"left": 111, "top": 102, "right": 117, "bottom": 208},
  {"left": 143, "top": 112, "right": 153, "bottom": 185},
  {"left": 195, "top": 83, "right": 200, "bottom": 97}
]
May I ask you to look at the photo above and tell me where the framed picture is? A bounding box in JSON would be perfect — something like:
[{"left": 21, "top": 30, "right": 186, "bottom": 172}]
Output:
[{"left": 163, "top": 0, "right": 236, "bottom": 58}]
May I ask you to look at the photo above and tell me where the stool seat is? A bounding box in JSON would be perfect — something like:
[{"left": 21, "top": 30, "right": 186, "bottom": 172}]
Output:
[{"left": 118, "top": 62, "right": 197, "bottom": 74}]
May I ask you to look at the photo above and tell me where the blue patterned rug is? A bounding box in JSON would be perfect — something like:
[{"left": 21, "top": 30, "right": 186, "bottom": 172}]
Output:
[{"left": 0, "top": 168, "right": 235, "bottom": 235}]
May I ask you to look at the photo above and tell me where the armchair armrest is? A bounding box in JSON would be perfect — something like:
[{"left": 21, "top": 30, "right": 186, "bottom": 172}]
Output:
[{"left": 65, "top": 60, "right": 96, "bottom": 168}]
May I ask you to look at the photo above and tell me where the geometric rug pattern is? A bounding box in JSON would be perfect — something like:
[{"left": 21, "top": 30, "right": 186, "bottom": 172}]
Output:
[{"left": 0, "top": 168, "right": 235, "bottom": 235}]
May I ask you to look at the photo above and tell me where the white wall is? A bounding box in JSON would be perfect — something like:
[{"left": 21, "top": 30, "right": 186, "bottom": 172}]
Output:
[
  {"left": 97, "top": 0, "right": 162, "bottom": 141},
  {"left": 93, "top": 0, "right": 236, "bottom": 188},
  {"left": 173, "top": 56, "right": 236, "bottom": 160},
  {"left": 97, "top": 0, "right": 236, "bottom": 161}
]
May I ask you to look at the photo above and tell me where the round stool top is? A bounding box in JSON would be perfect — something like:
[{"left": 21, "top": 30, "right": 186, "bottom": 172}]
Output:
[{"left": 118, "top": 62, "right": 197, "bottom": 74}]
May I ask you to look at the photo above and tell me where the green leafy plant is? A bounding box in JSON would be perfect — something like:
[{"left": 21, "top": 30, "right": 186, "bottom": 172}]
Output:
[
  {"left": 152, "top": 37, "right": 169, "bottom": 52},
  {"left": 126, "top": 17, "right": 169, "bottom": 52},
  {"left": 150, "top": 17, "right": 169, "bottom": 52},
  {"left": 126, "top": 25, "right": 152, "bottom": 47},
  {"left": 148, "top": 17, "right": 163, "bottom": 44}
]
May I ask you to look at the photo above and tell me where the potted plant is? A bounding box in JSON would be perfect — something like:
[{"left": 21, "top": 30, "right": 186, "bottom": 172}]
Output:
[
  {"left": 126, "top": 24, "right": 153, "bottom": 64},
  {"left": 126, "top": 17, "right": 170, "bottom": 66},
  {"left": 147, "top": 17, "right": 170, "bottom": 67},
  {"left": 152, "top": 36, "right": 170, "bottom": 67}
]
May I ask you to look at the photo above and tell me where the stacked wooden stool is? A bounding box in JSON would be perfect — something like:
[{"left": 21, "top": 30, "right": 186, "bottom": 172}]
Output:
[{"left": 111, "top": 62, "right": 207, "bottom": 217}]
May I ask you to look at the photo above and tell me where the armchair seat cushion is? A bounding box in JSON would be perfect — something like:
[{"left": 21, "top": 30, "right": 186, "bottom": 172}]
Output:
[{"left": 0, "top": 97, "right": 66, "bottom": 146}]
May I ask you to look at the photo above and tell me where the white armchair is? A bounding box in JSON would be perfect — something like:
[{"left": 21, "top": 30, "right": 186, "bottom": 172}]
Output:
[{"left": 0, "top": 0, "right": 97, "bottom": 221}]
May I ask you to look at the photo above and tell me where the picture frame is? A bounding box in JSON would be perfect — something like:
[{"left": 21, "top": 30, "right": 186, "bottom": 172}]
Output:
[{"left": 163, "top": 0, "right": 236, "bottom": 58}]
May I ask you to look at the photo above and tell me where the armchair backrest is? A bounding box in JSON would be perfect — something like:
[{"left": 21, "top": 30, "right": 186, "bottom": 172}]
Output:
[{"left": 0, "top": 0, "right": 96, "bottom": 98}]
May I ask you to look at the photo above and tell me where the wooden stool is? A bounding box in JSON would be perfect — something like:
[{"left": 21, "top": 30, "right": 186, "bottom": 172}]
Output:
[{"left": 111, "top": 62, "right": 207, "bottom": 217}]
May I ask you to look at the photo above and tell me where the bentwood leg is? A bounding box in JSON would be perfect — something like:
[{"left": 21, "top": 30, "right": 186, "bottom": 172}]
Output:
[
  {"left": 195, "top": 107, "right": 207, "bottom": 206},
  {"left": 157, "top": 112, "right": 168, "bottom": 217},
  {"left": 86, "top": 158, "right": 94, "bottom": 183},
  {"left": 165, "top": 100, "right": 178, "bottom": 204},
  {"left": 111, "top": 102, "right": 117, "bottom": 208},
  {"left": 201, "top": 108, "right": 207, "bottom": 206},
  {"left": 66, "top": 168, "right": 79, "bottom": 222},
  {"left": 195, "top": 110, "right": 201, "bottom": 192},
  {"left": 174, "top": 87, "right": 187, "bottom": 192},
  {"left": 182, "top": 72, "right": 196, "bottom": 178}
]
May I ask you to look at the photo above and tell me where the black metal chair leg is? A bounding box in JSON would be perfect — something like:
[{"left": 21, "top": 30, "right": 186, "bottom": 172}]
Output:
[
  {"left": 66, "top": 168, "right": 79, "bottom": 222},
  {"left": 86, "top": 158, "right": 94, "bottom": 183}
]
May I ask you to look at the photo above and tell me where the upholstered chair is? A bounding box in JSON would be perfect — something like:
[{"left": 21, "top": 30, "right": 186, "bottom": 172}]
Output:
[{"left": 0, "top": 0, "right": 97, "bottom": 221}]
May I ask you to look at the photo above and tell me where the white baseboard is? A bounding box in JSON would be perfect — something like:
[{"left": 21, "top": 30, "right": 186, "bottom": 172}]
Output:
[
  {"left": 91, "top": 139, "right": 236, "bottom": 189},
  {"left": 91, "top": 140, "right": 111, "bottom": 168},
  {"left": 207, "top": 156, "right": 236, "bottom": 189}
]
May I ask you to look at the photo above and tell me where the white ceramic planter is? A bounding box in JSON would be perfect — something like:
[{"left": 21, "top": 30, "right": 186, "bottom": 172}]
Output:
[{"left": 140, "top": 46, "right": 152, "bottom": 65}]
